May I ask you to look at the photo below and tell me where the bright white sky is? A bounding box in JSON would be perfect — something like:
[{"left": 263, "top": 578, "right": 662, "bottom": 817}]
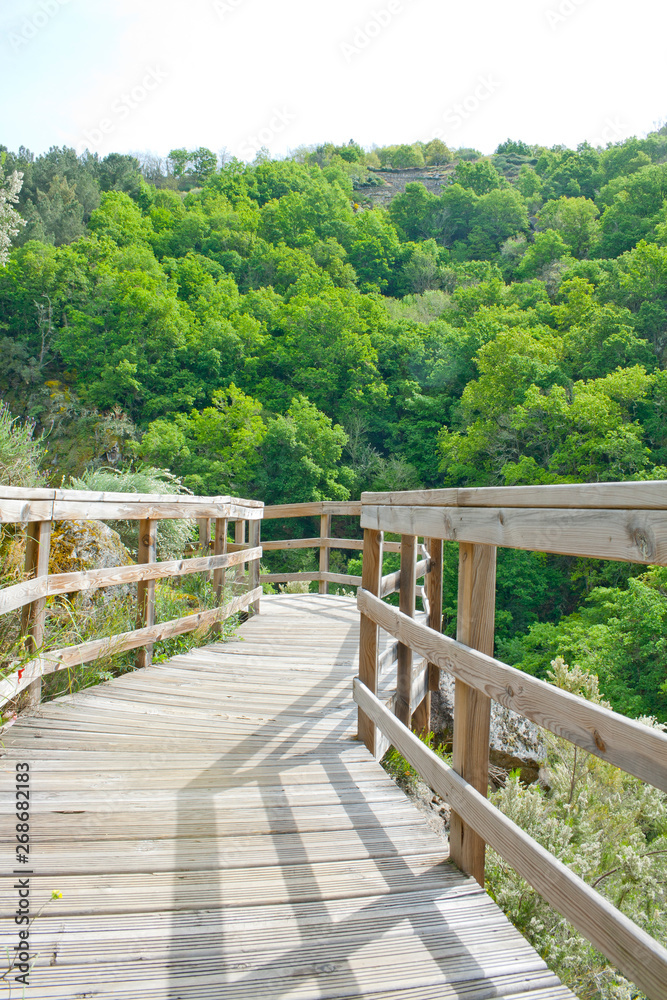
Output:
[{"left": 1, "top": 0, "right": 664, "bottom": 162}]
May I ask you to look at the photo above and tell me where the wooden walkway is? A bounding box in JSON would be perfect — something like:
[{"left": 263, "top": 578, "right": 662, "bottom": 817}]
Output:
[{"left": 1, "top": 594, "right": 574, "bottom": 999}]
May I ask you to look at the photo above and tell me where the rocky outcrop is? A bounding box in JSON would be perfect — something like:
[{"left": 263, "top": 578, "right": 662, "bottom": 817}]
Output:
[
  {"left": 49, "top": 520, "right": 134, "bottom": 603},
  {"left": 432, "top": 672, "right": 546, "bottom": 786}
]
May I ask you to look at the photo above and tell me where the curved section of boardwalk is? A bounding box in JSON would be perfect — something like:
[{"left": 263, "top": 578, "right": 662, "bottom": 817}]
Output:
[{"left": 1, "top": 595, "right": 574, "bottom": 999}]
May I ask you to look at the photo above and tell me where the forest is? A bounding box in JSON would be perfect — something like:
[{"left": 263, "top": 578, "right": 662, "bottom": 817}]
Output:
[
  {"left": 2, "top": 131, "right": 667, "bottom": 998},
  {"left": 3, "top": 131, "right": 667, "bottom": 722}
]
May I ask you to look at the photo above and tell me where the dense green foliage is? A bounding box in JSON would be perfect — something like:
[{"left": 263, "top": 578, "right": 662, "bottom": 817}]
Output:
[
  {"left": 3, "top": 130, "right": 667, "bottom": 729},
  {"left": 487, "top": 659, "right": 667, "bottom": 1000}
]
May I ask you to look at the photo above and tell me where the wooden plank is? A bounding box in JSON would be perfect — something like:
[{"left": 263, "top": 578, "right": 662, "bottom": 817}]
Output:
[
  {"left": 263, "top": 501, "right": 362, "bottom": 518},
  {"left": 212, "top": 516, "right": 228, "bottom": 635},
  {"left": 427, "top": 536, "right": 443, "bottom": 694},
  {"left": 0, "top": 589, "right": 262, "bottom": 707},
  {"left": 450, "top": 543, "right": 496, "bottom": 886},
  {"left": 0, "top": 549, "right": 261, "bottom": 616},
  {"left": 260, "top": 538, "right": 401, "bottom": 553},
  {"left": 135, "top": 519, "right": 157, "bottom": 670},
  {"left": 321, "top": 572, "right": 362, "bottom": 587},
  {"left": 319, "top": 513, "right": 332, "bottom": 595},
  {"left": 0, "top": 485, "right": 263, "bottom": 506},
  {"left": 248, "top": 519, "right": 261, "bottom": 614},
  {"left": 396, "top": 534, "right": 417, "bottom": 728},
  {"left": 362, "top": 481, "right": 667, "bottom": 509},
  {"left": 261, "top": 571, "right": 319, "bottom": 584},
  {"left": 50, "top": 501, "right": 245, "bottom": 521},
  {"left": 380, "top": 557, "right": 428, "bottom": 599},
  {"left": 361, "top": 505, "right": 667, "bottom": 564},
  {"left": 198, "top": 517, "right": 212, "bottom": 555},
  {"left": 356, "top": 588, "right": 667, "bottom": 794},
  {"left": 358, "top": 528, "right": 383, "bottom": 757},
  {"left": 354, "top": 678, "right": 667, "bottom": 1000},
  {"left": 0, "top": 497, "right": 54, "bottom": 523},
  {"left": 19, "top": 519, "right": 52, "bottom": 707},
  {"left": 413, "top": 536, "right": 442, "bottom": 733},
  {"left": 234, "top": 519, "right": 246, "bottom": 586}
]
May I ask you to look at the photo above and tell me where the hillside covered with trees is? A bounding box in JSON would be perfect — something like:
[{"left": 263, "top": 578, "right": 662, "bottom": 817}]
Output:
[
  {"left": 2, "top": 131, "right": 667, "bottom": 726},
  {"left": 3, "top": 130, "right": 667, "bottom": 1000}
]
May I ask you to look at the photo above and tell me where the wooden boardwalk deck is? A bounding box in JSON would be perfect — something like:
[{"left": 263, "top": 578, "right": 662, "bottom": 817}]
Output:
[{"left": 1, "top": 594, "right": 574, "bottom": 999}]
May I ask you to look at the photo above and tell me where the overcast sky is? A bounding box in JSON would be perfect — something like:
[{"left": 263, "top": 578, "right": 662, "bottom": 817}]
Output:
[{"left": 1, "top": 0, "right": 664, "bottom": 162}]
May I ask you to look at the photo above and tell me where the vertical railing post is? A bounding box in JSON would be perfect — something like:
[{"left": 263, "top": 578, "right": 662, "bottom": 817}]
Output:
[
  {"left": 358, "top": 527, "right": 383, "bottom": 757},
  {"left": 135, "top": 518, "right": 158, "bottom": 669},
  {"left": 20, "top": 519, "right": 52, "bottom": 708},
  {"left": 319, "top": 512, "right": 331, "bottom": 595},
  {"left": 212, "top": 515, "right": 228, "bottom": 635},
  {"left": 449, "top": 541, "right": 497, "bottom": 886},
  {"left": 198, "top": 517, "right": 212, "bottom": 578},
  {"left": 234, "top": 520, "right": 246, "bottom": 591},
  {"left": 413, "top": 536, "right": 443, "bottom": 734},
  {"left": 198, "top": 518, "right": 211, "bottom": 554},
  {"left": 248, "top": 518, "right": 261, "bottom": 614},
  {"left": 395, "top": 534, "right": 416, "bottom": 728}
]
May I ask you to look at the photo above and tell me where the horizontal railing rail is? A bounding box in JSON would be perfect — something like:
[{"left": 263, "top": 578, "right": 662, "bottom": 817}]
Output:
[
  {"left": 0, "top": 488, "right": 263, "bottom": 712},
  {"left": 355, "top": 481, "right": 667, "bottom": 1000},
  {"left": 254, "top": 501, "right": 423, "bottom": 598}
]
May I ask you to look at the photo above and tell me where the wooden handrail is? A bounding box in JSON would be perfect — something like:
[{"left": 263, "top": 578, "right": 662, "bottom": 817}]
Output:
[
  {"left": 357, "top": 479, "right": 667, "bottom": 1000},
  {"left": 0, "top": 490, "right": 264, "bottom": 712},
  {"left": 354, "top": 678, "right": 667, "bottom": 1000},
  {"left": 361, "top": 481, "right": 667, "bottom": 508}
]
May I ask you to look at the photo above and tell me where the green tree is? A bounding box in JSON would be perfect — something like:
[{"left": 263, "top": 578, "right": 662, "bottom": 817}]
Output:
[
  {"left": 538, "top": 196, "right": 600, "bottom": 258},
  {"left": 0, "top": 166, "right": 25, "bottom": 266},
  {"left": 451, "top": 158, "right": 503, "bottom": 195},
  {"left": 140, "top": 383, "right": 266, "bottom": 494},
  {"left": 423, "top": 138, "right": 451, "bottom": 165},
  {"left": 253, "top": 395, "right": 353, "bottom": 505}
]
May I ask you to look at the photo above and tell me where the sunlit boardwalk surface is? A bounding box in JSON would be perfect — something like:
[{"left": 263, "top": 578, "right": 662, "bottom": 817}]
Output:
[{"left": 1, "top": 594, "right": 574, "bottom": 999}]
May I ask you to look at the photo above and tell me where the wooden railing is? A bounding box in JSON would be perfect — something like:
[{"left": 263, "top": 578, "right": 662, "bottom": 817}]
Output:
[
  {"left": 248, "top": 501, "right": 429, "bottom": 602},
  {"left": 354, "top": 481, "right": 667, "bottom": 1000},
  {"left": 0, "top": 486, "right": 263, "bottom": 712}
]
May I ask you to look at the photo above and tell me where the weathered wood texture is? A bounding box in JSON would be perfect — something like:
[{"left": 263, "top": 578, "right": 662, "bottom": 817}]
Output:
[
  {"left": 354, "top": 679, "right": 667, "bottom": 1000},
  {"left": 259, "top": 537, "right": 402, "bottom": 553},
  {"left": 450, "top": 543, "right": 496, "bottom": 886},
  {"left": 361, "top": 504, "right": 667, "bottom": 564},
  {"left": 212, "top": 517, "right": 228, "bottom": 634},
  {"left": 0, "top": 492, "right": 263, "bottom": 524},
  {"left": 396, "top": 534, "right": 416, "bottom": 728},
  {"left": 19, "top": 519, "right": 52, "bottom": 708},
  {"left": 356, "top": 589, "right": 667, "bottom": 794},
  {"left": 358, "top": 529, "right": 383, "bottom": 758},
  {"left": 413, "top": 537, "right": 443, "bottom": 733},
  {"left": 248, "top": 519, "right": 261, "bottom": 614},
  {"left": 0, "top": 548, "right": 261, "bottom": 617},
  {"left": 379, "top": 557, "right": 429, "bottom": 599},
  {"left": 262, "top": 501, "right": 361, "bottom": 518},
  {"left": 0, "top": 589, "right": 261, "bottom": 708},
  {"left": 319, "top": 513, "right": 332, "bottom": 595},
  {"left": 260, "top": 571, "right": 362, "bottom": 586},
  {"left": 135, "top": 519, "right": 158, "bottom": 670},
  {"left": 361, "top": 480, "right": 667, "bottom": 508},
  {"left": 427, "top": 536, "right": 444, "bottom": 693},
  {"left": 0, "top": 594, "right": 574, "bottom": 1000},
  {"left": 234, "top": 519, "right": 246, "bottom": 587}
]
